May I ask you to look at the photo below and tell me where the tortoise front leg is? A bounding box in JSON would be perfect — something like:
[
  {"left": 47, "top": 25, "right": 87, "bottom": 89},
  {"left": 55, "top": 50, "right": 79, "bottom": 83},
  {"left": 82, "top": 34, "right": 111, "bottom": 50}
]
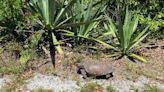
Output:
[
  {"left": 106, "top": 72, "right": 114, "bottom": 79},
  {"left": 80, "top": 69, "right": 87, "bottom": 79}
]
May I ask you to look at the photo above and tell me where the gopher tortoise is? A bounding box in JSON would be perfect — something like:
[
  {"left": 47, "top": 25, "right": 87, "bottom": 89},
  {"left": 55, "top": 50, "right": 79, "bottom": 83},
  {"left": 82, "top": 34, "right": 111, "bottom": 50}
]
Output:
[{"left": 77, "top": 61, "right": 114, "bottom": 79}]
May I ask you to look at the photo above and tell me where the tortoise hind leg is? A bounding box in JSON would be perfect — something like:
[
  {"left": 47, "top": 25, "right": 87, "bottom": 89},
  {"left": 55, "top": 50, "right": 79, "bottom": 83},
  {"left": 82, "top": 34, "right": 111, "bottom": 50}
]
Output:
[{"left": 80, "top": 69, "right": 87, "bottom": 79}]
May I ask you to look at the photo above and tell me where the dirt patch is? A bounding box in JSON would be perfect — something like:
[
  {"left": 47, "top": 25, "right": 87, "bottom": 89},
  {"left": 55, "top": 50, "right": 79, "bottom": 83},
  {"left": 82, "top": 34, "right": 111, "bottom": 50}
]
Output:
[{"left": 24, "top": 47, "right": 164, "bottom": 83}]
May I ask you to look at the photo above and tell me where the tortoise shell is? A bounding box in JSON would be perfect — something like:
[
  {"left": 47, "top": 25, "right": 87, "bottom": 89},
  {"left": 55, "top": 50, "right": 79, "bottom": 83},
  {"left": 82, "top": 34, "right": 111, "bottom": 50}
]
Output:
[{"left": 77, "top": 61, "right": 114, "bottom": 76}]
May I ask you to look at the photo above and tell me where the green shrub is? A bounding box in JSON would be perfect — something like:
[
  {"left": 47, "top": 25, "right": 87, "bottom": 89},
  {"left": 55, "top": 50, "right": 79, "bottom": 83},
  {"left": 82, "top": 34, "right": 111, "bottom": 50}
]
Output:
[{"left": 0, "top": 0, "right": 23, "bottom": 20}]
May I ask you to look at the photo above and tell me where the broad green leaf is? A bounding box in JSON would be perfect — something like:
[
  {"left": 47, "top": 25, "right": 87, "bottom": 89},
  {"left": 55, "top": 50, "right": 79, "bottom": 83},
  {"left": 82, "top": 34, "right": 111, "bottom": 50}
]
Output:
[
  {"left": 123, "top": 9, "right": 132, "bottom": 51},
  {"left": 132, "top": 25, "right": 150, "bottom": 43},
  {"left": 97, "top": 31, "right": 113, "bottom": 39},
  {"left": 55, "top": 18, "right": 104, "bottom": 29},
  {"left": 52, "top": 32, "right": 63, "bottom": 54},
  {"left": 129, "top": 53, "right": 148, "bottom": 63},
  {"left": 129, "top": 32, "right": 150, "bottom": 50},
  {"left": 91, "top": 38, "right": 118, "bottom": 51},
  {"left": 84, "top": 0, "right": 92, "bottom": 21},
  {"left": 130, "top": 15, "right": 139, "bottom": 36},
  {"left": 37, "top": 0, "right": 55, "bottom": 26},
  {"left": 60, "top": 30, "right": 75, "bottom": 36},
  {"left": 106, "top": 14, "right": 117, "bottom": 37},
  {"left": 106, "top": 53, "right": 122, "bottom": 58},
  {"left": 83, "top": 21, "right": 99, "bottom": 37},
  {"left": 56, "top": 16, "right": 72, "bottom": 28},
  {"left": 54, "top": 0, "right": 77, "bottom": 26}
]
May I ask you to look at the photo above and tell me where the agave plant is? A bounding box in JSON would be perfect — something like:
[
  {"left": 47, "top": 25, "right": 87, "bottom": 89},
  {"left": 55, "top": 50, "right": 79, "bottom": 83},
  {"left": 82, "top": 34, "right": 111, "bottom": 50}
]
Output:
[
  {"left": 62, "top": 0, "right": 107, "bottom": 46},
  {"left": 96, "top": 9, "right": 150, "bottom": 63},
  {"left": 20, "top": 0, "right": 77, "bottom": 67}
]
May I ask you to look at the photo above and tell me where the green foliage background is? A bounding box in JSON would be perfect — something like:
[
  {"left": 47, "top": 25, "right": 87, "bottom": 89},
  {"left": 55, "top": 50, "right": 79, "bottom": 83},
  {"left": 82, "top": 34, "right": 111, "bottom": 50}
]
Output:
[
  {"left": 86, "top": 0, "right": 164, "bottom": 32},
  {"left": 0, "top": 0, "right": 163, "bottom": 63}
]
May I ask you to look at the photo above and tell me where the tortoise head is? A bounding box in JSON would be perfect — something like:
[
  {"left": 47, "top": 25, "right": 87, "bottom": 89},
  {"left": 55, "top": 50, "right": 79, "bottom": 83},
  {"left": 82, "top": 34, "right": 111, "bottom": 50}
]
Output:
[{"left": 76, "top": 62, "right": 84, "bottom": 69}]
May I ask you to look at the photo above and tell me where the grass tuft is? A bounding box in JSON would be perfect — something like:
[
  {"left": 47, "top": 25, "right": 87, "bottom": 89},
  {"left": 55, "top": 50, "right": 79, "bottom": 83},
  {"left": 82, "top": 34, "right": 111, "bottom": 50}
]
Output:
[
  {"left": 106, "top": 84, "right": 117, "bottom": 92},
  {"left": 31, "top": 88, "right": 53, "bottom": 92},
  {"left": 80, "top": 83, "right": 104, "bottom": 92}
]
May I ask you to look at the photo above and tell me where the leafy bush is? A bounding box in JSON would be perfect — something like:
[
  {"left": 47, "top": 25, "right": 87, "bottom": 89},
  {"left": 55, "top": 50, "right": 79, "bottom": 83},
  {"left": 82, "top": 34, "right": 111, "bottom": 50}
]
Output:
[
  {"left": 0, "top": 0, "right": 24, "bottom": 40},
  {"left": 0, "top": 0, "right": 44, "bottom": 64},
  {"left": 105, "top": 0, "right": 164, "bottom": 32},
  {"left": 0, "top": 0, "right": 23, "bottom": 22},
  {"left": 0, "top": 0, "right": 30, "bottom": 61}
]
